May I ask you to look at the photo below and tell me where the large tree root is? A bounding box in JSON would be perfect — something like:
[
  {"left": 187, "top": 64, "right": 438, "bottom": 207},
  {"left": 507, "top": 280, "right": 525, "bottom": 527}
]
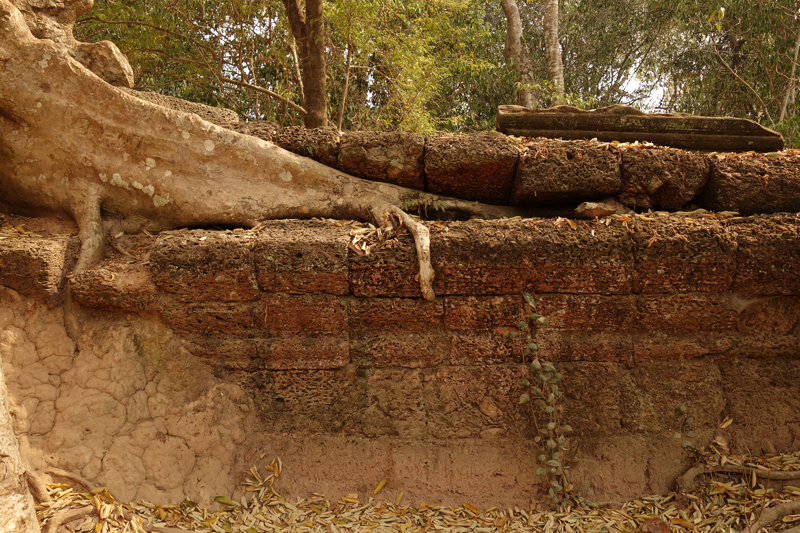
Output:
[
  {"left": 744, "top": 500, "right": 800, "bottom": 533},
  {"left": 0, "top": 0, "right": 544, "bottom": 302},
  {"left": 677, "top": 464, "right": 800, "bottom": 491},
  {"left": 42, "top": 504, "right": 94, "bottom": 533}
]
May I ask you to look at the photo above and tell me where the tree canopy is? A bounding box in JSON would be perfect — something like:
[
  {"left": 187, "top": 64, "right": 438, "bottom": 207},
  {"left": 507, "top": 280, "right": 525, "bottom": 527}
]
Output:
[{"left": 76, "top": 0, "right": 800, "bottom": 145}]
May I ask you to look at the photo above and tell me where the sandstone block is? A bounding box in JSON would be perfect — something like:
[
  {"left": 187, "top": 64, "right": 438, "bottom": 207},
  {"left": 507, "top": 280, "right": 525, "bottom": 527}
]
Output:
[
  {"left": 254, "top": 337, "right": 349, "bottom": 370},
  {"left": 161, "top": 301, "right": 257, "bottom": 337},
  {"left": 182, "top": 337, "right": 258, "bottom": 370},
  {"left": 260, "top": 294, "right": 347, "bottom": 336},
  {"left": 70, "top": 266, "right": 159, "bottom": 312},
  {"left": 255, "top": 220, "right": 349, "bottom": 295},
  {"left": 338, "top": 131, "right": 425, "bottom": 189},
  {"left": 150, "top": 230, "right": 258, "bottom": 303},
  {"left": 729, "top": 214, "right": 800, "bottom": 294},
  {"left": 510, "top": 139, "right": 620, "bottom": 206},
  {"left": 348, "top": 298, "right": 444, "bottom": 335},
  {"left": 272, "top": 126, "right": 340, "bottom": 168},
  {"left": 631, "top": 216, "right": 737, "bottom": 293},
  {"left": 349, "top": 220, "right": 634, "bottom": 297},
  {"left": 353, "top": 333, "right": 449, "bottom": 368},
  {"left": 619, "top": 145, "right": 710, "bottom": 209},
  {"left": 425, "top": 131, "right": 520, "bottom": 204},
  {"left": 0, "top": 237, "right": 76, "bottom": 304},
  {"left": 536, "top": 330, "right": 634, "bottom": 362},
  {"left": 697, "top": 152, "right": 800, "bottom": 214}
]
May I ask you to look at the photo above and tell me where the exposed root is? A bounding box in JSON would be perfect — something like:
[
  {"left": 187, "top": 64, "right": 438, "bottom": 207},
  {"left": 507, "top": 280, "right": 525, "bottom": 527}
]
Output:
[
  {"left": 389, "top": 206, "right": 435, "bottom": 301},
  {"left": 70, "top": 182, "right": 106, "bottom": 272},
  {"left": 677, "top": 464, "right": 800, "bottom": 491},
  {"left": 24, "top": 470, "right": 51, "bottom": 504},
  {"left": 744, "top": 500, "right": 800, "bottom": 532},
  {"left": 46, "top": 466, "right": 94, "bottom": 492},
  {"left": 42, "top": 504, "right": 94, "bottom": 533}
]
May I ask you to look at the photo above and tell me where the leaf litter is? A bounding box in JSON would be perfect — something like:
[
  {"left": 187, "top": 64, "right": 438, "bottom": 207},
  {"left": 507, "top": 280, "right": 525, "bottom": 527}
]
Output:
[{"left": 37, "top": 452, "right": 800, "bottom": 533}]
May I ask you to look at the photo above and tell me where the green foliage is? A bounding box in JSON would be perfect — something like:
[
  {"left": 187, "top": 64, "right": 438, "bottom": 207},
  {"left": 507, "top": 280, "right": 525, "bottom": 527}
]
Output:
[
  {"left": 673, "top": 405, "right": 699, "bottom": 463},
  {"left": 401, "top": 194, "right": 447, "bottom": 218},
  {"left": 76, "top": 0, "right": 799, "bottom": 138},
  {"left": 513, "top": 292, "right": 573, "bottom": 509},
  {"left": 641, "top": 0, "right": 800, "bottom": 131}
]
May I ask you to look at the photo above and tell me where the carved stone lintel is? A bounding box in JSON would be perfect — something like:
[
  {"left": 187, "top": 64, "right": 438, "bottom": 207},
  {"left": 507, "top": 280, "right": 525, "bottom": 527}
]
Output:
[{"left": 497, "top": 104, "right": 784, "bottom": 152}]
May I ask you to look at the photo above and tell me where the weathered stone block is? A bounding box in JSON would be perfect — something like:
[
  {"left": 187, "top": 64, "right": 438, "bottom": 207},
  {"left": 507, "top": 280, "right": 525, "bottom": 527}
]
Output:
[
  {"left": 70, "top": 266, "right": 159, "bottom": 313},
  {"left": 422, "top": 365, "right": 528, "bottom": 440},
  {"left": 631, "top": 216, "right": 737, "bottom": 293},
  {"left": 425, "top": 131, "right": 520, "bottom": 204},
  {"left": 632, "top": 294, "right": 740, "bottom": 334},
  {"left": 338, "top": 132, "right": 425, "bottom": 189},
  {"left": 271, "top": 126, "right": 340, "bottom": 168},
  {"left": 536, "top": 330, "right": 634, "bottom": 362},
  {"left": 698, "top": 152, "right": 800, "bottom": 214},
  {"left": 260, "top": 294, "right": 347, "bottom": 336},
  {"left": 729, "top": 214, "right": 800, "bottom": 294},
  {"left": 536, "top": 294, "right": 637, "bottom": 333},
  {"left": 348, "top": 298, "right": 444, "bottom": 335},
  {"left": 620, "top": 145, "right": 710, "bottom": 209},
  {"left": 510, "top": 139, "right": 620, "bottom": 206},
  {"left": 182, "top": 337, "right": 258, "bottom": 370},
  {"left": 150, "top": 230, "right": 258, "bottom": 303},
  {"left": 0, "top": 237, "right": 75, "bottom": 304},
  {"left": 161, "top": 301, "right": 257, "bottom": 337},
  {"left": 443, "top": 296, "right": 523, "bottom": 364},
  {"left": 255, "top": 220, "right": 349, "bottom": 295},
  {"left": 349, "top": 220, "right": 635, "bottom": 297},
  {"left": 352, "top": 333, "right": 449, "bottom": 368},
  {"left": 254, "top": 337, "right": 349, "bottom": 370}
]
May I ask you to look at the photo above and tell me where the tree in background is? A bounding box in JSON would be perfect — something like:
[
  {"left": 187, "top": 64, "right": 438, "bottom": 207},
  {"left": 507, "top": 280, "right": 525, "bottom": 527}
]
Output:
[
  {"left": 281, "top": 0, "right": 326, "bottom": 127},
  {"left": 543, "top": 0, "right": 564, "bottom": 103},
  {"left": 76, "top": 0, "right": 799, "bottom": 146},
  {"left": 500, "top": 0, "right": 539, "bottom": 107},
  {"left": 643, "top": 0, "right": 800, "bottom": 145}
]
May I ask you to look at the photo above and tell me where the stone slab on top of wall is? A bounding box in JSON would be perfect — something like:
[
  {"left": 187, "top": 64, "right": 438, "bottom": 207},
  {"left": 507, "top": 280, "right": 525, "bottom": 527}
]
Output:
[
  {"left": 698, "top": 151, "right": 800, "bottom": 215},
  {"left": 338, "top": 131, "right": 425, "bottom": 190},
  {"left": 424, "top": 131, "right": 520, "bottom": 204},
  {"left": 619, "top": 144, "right": 711, "bottom": 210},
  {"left": 509, "top": 139, "right": 620, "bottom": 206}
]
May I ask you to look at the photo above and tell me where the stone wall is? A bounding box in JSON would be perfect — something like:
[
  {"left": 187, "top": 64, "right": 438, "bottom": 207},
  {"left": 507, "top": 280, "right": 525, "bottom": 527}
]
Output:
[
  {"left": 1, "top": 211, "right": 799, "bottom": 507},
  {"left": 225, "top": 123, "right": 800, "bottom": 215}
]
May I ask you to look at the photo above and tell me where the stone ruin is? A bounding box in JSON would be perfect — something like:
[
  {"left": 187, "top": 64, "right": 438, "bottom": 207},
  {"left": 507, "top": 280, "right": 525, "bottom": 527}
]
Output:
[
  {"left": 2, "top": 123, "right": 800, "bottom": 507},
  {"left": 1, "top": 0, "right": 800, "bottom": 518}
]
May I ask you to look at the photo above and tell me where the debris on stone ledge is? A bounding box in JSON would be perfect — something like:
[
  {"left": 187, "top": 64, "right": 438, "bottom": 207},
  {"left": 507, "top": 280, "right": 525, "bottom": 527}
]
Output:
[{"left": 36, "top": 451, "right": 800, "bottom": 533}]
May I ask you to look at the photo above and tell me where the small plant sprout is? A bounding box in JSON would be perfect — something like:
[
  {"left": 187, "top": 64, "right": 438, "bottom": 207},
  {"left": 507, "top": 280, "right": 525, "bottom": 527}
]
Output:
[
  {"left": 401, "top": 194, "right": 447, "bottom": 218},
  {"left": 513, "top": 292, "right": 573, "bottom": 508},
  {"left": 672, "top": 405, "right": 700, "bottom": 464}
]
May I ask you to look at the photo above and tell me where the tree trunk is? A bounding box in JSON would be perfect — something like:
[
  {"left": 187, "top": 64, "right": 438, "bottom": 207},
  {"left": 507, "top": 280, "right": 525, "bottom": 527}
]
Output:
[
  {"left": 779, "top": 26, "right": 800, "bottom": 123},
  {"left": 500, "top": 0, "right": 538, "bottom": 108},
  {"left": 0, "top": 0, "right": 521, "bottom": 302},
  {"left": 543, "top": 0, "right": 564, "bottom": 103},
  {"left": 281, "top": 0, "right": 327, "bottom": 128},
  {"left": 0, "top": 359, "right": 40, "bottom": 533}
]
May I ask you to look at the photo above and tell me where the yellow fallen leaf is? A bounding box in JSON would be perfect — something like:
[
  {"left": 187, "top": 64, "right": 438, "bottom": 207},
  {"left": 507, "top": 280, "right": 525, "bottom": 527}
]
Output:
[
  {"left": 214, "top": 495, "right": 237, "bottom": 506},
  {"left": 373, "top": 479, "right": 387, "bottom": 496},
  {"left": 464, "top": 503, "right": 479, "bottom": 514}
]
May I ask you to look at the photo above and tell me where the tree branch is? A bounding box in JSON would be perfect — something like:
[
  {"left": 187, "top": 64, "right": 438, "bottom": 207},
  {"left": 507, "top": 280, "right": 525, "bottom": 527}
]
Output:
[{"left": 221, "top": 77, "right": 307, "bottom": 115}]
